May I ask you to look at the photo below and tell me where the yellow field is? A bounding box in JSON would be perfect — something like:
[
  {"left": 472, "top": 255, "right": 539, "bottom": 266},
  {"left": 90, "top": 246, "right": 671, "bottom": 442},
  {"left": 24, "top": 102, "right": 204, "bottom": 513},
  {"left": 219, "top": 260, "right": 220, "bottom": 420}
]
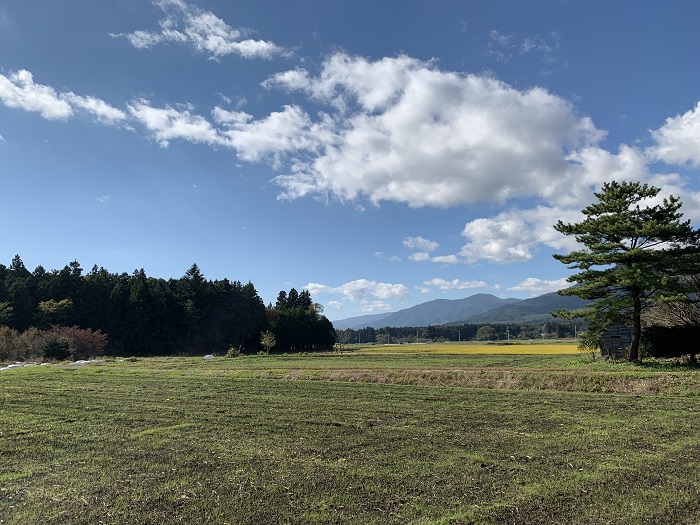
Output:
[{"left": 356, "top": 341, "right": 581, "bottom": 355}]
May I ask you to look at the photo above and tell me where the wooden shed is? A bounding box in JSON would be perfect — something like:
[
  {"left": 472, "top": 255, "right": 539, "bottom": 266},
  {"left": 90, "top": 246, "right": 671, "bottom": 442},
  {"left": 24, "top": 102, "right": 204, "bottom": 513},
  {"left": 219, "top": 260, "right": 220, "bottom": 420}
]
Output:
[{"left": 600, "top": 325, "right": 633, "bottom": 359}]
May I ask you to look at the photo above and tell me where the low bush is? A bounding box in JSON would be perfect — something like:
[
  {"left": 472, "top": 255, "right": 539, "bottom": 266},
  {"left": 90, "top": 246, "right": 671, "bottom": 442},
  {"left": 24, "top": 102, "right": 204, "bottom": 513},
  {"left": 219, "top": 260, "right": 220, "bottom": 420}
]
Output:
[
  {"left": 48, "top": 325, "right": 108, "bottom": 361},
  {"left": 0, "top": 325, "right": 108, "bottom": 362}
]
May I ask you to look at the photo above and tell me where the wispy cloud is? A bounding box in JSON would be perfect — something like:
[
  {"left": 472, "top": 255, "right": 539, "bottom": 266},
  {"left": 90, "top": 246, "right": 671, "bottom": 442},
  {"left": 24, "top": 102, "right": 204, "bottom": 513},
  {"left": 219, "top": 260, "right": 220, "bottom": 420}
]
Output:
[
  {"left": 0, "top": 69, "right": 126, "bottom": 123},
  {"left": 375, "top": 251, "right": 401, "bottom": 262},
  {"left": 521, "top": 32, "right": 561, "bottom": 64},
  {"left": 488, "top": 30, "right": 562, "bottom": 66},
  {"left": 111, "top": 0, "right": 286, "bottom": 60}
]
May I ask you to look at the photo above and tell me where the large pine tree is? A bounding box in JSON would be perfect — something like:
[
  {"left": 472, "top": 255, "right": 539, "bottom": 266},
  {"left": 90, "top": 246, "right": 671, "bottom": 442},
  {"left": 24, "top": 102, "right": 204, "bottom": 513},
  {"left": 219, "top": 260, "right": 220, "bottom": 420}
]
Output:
[{"left": 553, "top": 181, "right": 700, "bottom": 361}]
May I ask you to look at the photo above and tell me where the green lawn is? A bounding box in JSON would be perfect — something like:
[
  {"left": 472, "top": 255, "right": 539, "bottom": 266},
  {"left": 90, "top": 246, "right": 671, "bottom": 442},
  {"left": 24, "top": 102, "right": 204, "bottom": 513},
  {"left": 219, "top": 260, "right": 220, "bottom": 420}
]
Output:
[{"left": 2, "top": 356, "right": 700, "bottom": 524}]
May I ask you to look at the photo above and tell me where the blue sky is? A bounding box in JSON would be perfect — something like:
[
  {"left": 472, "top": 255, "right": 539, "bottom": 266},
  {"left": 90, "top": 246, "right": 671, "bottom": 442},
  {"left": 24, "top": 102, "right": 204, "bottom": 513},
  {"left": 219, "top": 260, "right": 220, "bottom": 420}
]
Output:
[{"left": 2, "top": 1, "right": 700, "bottom": 320}]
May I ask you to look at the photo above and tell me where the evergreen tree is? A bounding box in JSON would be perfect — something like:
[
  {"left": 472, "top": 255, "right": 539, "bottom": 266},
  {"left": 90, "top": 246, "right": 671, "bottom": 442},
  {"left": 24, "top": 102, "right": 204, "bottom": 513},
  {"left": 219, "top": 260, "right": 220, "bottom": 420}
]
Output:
[{"left": 553, "top": 181, "right": 700, "bottom": 361}]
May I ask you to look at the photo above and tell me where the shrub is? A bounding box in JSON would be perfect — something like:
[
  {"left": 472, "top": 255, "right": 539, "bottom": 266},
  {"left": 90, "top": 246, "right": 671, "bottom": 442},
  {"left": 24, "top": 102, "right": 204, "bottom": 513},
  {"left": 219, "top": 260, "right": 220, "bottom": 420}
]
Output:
[
  {"left": 47, "top": 326, "right": 108, "bottom": 361},
  {"left": 225, "top": 345, "right": 241, "bottom": 358},
  {"left": 18, "top": 328, "right": 50, "bottom": 360},
  {"left": 0, "top": 326, "right": 20, "bottom": 362},
  {"left": 43, "top": 335, "right": 70, "bottom": 361}
]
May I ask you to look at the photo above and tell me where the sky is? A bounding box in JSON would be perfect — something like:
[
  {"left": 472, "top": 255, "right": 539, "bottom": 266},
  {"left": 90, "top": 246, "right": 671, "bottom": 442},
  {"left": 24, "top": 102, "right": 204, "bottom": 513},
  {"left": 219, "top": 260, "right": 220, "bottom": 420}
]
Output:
[{"left": 2, "top": 1, "right": 700, "bottom": 321}]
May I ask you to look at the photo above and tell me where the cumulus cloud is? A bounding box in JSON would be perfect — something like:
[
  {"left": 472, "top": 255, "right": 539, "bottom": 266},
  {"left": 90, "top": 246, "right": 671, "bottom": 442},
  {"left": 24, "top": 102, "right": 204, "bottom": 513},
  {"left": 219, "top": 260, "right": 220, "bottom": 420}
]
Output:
[
  {"left": 422, "top": 278, "right": 486, "bottom": 291},
  {"left": 307, "top": 279, "right": 409, "bottom": 304},
  {"left": 258, "top": 53, "right": 607, "bottom": 207},
  {"left": 220, "top": 105, "right": 329, "bottom": 166},
  {"left": 508, "top": 277, "right": 569, "bottom": 296},
  {"left": 648, "top": 101, "right": 700, "bottom": 167},
  {"left": 0, "top": 69, "right": 126, "bottom": 124},
  {"left": 459, "top": 206, "right": 582, "bottom": 264},
  {"left": 111, "top": 0, "right": 285, "bottom": 60}
]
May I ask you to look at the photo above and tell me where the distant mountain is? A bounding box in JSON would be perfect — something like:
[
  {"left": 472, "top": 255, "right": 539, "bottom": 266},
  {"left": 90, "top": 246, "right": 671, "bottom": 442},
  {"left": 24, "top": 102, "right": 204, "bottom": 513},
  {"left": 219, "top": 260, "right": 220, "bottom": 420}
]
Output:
[
  {"left": 332, "top": 292, "right": 589, "bottom": 329},
  {"left": 333, "top": 293, "right": 520, "bottom": 329},
  {"left": 458, "top": 293, "right": 589, "bottom": 324}
]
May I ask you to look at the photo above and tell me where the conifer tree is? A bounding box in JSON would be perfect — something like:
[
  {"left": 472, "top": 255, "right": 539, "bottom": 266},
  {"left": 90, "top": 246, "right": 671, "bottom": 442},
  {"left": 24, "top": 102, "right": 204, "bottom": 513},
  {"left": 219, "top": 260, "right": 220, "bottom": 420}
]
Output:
[{"left": 554, "top": 181, "right": 700, "bottom": 361}]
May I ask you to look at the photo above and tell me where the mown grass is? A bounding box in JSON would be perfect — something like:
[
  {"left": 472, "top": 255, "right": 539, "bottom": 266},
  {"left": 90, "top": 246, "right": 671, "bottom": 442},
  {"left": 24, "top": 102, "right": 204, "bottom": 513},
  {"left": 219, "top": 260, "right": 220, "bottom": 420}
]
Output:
[{"left": 2, "top": 356, "right": 700, "bottom": 524}]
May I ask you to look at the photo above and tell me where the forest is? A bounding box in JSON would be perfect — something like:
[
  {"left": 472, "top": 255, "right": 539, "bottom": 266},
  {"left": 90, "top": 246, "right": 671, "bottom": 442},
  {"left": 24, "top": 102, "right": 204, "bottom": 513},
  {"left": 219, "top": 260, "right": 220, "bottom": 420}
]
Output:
[{"left": 0, "top": 255, "right": 334, "bottom": 360}]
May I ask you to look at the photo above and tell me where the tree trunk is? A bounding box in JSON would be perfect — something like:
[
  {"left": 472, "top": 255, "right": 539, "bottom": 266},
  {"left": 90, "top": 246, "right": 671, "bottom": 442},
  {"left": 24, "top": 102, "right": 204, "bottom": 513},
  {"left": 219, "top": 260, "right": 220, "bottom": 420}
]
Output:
[{"left": 629, "top": 295, "right": 642, "bottom": 362}]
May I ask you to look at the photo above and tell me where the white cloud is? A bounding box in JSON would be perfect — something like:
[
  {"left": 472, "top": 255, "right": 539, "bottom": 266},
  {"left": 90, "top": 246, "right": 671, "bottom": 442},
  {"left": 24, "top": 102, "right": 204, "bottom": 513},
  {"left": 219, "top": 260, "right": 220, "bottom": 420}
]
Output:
[
  {"left": 460, "top": 213, "right": 538, "bottom": 263},
  {"left": 409, "top": 252, "right": 431, "bottom": 262},
  {"left": 361, "top": 301, "right": 393, "bottom": 313},
  {"left": 257, "top": 53, "right": 607, "bottom": 208},
  {"left": 430, "top": 254, "right": 459, "bottom": 264},
  {"left": 422, "top": 278, "right": 486, "bottom": 291},
  {"left": 222, "top": 105, "right": 327, "bottom": 166},
  {"left": 128, "top": 99, "right": 224, "bottom": 147},
  {"left": 0, "top": 69, "right": 72, "bottom": 119},
  {"left": 648, "top": 101, "right": 700, "bottom": 167},
  {"left": 521, "top": 32, "right": 561, "bottom": 64},
  {"left": 327, "top": 300, "right": 343, "bottom": 309},
  {"left": 403, "top": 236, "right": 439, "bottom": 251},
  {"left": 375, "top": 251, "right": 401, "bottom": 262},
  {"left": 63, "top": 93, "right": 127, "bottom": 124},
  {"left": 0, "top": 69, "right": 127, "bottom": 125},
  {"left": 0, "top": 133, "right": 4, "bottom": 142},
  {"left": 487, "top": 30, "right": 514, "bottom": 63},
  {"left": 112, "top": 0, "right": 285, "bottom": 60},
  {"left": 307, "top": 279, "right": 408, "bottom": 304},
  {"left": 459, "top": 206, "right": 583, "bottom": 264},
  {"left": 508, "top": 277, "right": 569, "bottom": 296}
]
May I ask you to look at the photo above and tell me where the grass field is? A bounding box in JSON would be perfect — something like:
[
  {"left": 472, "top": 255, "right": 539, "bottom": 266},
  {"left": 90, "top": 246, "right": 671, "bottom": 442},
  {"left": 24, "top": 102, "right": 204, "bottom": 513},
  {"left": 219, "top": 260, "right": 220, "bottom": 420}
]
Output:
[{"left": 2, "top": 353, "right": 700, "bottom": 524}]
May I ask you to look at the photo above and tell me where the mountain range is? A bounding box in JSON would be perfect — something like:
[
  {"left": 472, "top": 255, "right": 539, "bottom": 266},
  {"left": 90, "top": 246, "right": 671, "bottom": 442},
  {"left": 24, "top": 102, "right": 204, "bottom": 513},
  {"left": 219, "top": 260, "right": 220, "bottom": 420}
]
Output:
[{"left": 332, "top": 292, "right": 588, "bottom": 329}]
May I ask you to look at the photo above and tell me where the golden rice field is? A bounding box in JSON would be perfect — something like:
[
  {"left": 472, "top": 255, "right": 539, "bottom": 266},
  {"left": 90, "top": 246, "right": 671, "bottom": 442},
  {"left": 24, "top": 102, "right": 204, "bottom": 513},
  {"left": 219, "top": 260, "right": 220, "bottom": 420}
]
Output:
[{"left": 356, "top": 341, "right": 581, "bottom": 354}]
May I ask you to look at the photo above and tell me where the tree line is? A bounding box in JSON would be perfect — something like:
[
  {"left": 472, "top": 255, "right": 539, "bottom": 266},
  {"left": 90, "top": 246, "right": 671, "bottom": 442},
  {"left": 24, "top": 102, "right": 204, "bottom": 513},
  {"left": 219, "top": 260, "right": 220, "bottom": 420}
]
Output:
[
  {"left": 0, "top": 256, "right": 334, "bottom": 360},
  {"left": 336, "top": 321, "right": 583, "bottom": 347}
]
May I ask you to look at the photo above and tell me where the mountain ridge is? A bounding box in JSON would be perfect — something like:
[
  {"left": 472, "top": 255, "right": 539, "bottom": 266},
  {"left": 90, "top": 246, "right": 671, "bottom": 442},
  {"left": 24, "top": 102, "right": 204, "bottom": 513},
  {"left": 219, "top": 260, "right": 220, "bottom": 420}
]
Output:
[{"left": 333, "top": 292, "right": 586, "bottom": 329}]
